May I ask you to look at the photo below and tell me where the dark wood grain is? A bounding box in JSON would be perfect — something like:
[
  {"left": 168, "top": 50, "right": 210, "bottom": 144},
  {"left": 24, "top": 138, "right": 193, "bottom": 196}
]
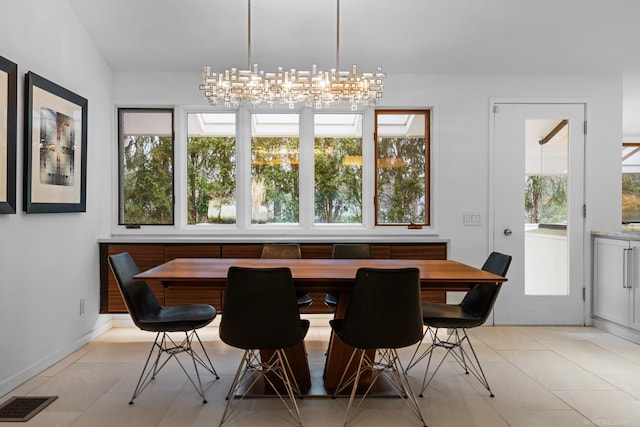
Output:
[{"left": 135, "top": 258, "right": 505, "bottom": 286}]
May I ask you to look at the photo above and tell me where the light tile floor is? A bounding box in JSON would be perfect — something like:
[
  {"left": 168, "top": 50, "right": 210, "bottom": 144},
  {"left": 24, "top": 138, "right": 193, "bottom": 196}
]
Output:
[{"left": 3, "top": 318, "right": 640, "bottom": 426}]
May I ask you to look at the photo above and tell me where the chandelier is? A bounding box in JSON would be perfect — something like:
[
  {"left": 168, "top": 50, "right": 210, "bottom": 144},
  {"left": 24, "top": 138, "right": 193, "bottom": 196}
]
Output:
[{"left": 199, "top": 0, "right": 385, "bottom": 109}]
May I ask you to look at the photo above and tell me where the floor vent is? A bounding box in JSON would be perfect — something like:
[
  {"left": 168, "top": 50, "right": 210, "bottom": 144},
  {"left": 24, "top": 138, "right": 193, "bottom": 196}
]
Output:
[{"left": 0, "top": 396, "right": 58, "bottom": 422}]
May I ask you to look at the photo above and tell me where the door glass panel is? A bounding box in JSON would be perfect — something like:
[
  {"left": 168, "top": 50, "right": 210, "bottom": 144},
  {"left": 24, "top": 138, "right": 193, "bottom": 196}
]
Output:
[
  {"left": 524, "top": 119, "right": 569, "bottom": 296},
  {"left": 622, "top": 143, "right": 640, "bottom": 224}
]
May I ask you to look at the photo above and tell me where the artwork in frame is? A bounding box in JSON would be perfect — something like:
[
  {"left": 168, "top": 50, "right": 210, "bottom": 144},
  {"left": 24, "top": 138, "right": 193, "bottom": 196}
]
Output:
[
  {"left": 0, "top": 55, "right": 17, "bottom": 214},
  {"left": 24, "top": 72, "right": 87, "bottom": 213}
]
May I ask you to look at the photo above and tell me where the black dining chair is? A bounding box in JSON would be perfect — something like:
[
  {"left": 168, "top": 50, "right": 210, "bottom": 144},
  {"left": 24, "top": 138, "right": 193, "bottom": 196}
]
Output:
[
  {"left": 260, "top": 243, "right": 313, "bottom": 312},
  {"left": 330, "top": 267, "right": 427, "bottom": 427},
  {"left": 219, "top": 266, "right": 310, "bottom": 426},
  {"left": 107, "top": 252, "right": 219, "bottom": 404},
  {"left": 324, "top": 244, "right": 373, "bottom": 310},
  {"left": 405, "top": 251, "right": 512, "bottom": 398}
]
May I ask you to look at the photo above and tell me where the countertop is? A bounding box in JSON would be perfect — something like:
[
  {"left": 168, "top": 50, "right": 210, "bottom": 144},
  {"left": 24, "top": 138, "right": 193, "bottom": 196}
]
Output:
[{"left": 593, "top": 228, "right": 640, "bottom": 240}]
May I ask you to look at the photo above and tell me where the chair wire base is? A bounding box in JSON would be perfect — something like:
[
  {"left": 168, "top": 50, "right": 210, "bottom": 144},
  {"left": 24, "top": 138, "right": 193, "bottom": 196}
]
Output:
[
  {"left": 219, "top": 349, "right": 303, "bottom": 427},
  {"left": 333, "top": 348, "right": 427, "bottom": 427},
  {"left": 130, "top": 330, "right": 219, "bottom": 404},
  {"left": 406, "top": 327, "right": 494, "bottom": 398}
]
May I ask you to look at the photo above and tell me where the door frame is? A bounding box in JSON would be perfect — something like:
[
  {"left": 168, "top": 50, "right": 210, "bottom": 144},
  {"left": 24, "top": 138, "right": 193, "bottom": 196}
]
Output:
[{"left": 488, "top": 98, "right": 591, "bottom": 325}]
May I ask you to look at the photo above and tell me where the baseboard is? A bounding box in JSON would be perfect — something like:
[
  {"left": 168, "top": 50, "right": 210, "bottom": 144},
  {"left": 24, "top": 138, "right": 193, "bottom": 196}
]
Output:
[
  {"left": 592, "top": 317, "right": 640, "bottom": 345},
  {"left": 0, "top": 315, "right": 113, "bottom": 398}
]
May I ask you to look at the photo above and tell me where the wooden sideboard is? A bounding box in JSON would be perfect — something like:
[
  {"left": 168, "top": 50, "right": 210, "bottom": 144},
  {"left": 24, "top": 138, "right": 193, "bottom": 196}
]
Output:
[{"left": 99, "top": 241, "right": 448, "bottom": 314}]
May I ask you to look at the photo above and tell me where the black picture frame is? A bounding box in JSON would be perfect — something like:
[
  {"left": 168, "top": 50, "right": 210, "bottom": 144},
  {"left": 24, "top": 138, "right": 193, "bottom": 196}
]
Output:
[
  {"left": 0, "top": 56, "right": 17, "bottom": 214},
  {"left": 24, "top": 72, "right": 87, "bottom": 213}
]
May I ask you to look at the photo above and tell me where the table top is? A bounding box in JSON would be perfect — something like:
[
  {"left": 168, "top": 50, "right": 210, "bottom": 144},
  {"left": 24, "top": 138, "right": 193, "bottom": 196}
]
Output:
[{"left": 134, "top": 258, "right": 506, "bottom": 283}]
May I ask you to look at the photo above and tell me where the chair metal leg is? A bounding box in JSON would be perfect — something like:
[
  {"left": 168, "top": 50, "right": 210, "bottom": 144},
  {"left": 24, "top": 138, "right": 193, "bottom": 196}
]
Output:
[
  {"left": 129, "top": 330, "right": 219, "bottom": 405},
  {"left": 129, "top": 332, "right": 164, "bottom": 404},
  {"left": 193, "top": 330, "right": 220, "bottom": 379},
  {"left": 405, "top": 327, "right": 429, "bottom": 372},
  {"left": 219, "top": 349, "right": 304, "bottom": 427},
  {"left": 449, "top": 330, "right": 494, "bottom": 397},
  {"left": 334, "top": 347, "right": 427, "bottom": 427},
  {"left": 413, "top": 327, "right": 494, "bottom": 398}
]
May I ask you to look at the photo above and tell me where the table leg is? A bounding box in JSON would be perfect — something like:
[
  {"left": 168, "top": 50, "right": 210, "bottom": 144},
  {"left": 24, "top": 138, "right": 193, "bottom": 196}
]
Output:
[
  {"left": 323, "top": 292, "right": 375, "bottom": 393},
  {"left": 260, "top": 341, "right": 311, "bottom": 395}
]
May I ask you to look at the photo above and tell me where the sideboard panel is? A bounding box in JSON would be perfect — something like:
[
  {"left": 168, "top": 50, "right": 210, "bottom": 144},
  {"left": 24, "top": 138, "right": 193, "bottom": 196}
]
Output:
[{"left": 104, "top": 244, "right": 165, "bottom": 312}]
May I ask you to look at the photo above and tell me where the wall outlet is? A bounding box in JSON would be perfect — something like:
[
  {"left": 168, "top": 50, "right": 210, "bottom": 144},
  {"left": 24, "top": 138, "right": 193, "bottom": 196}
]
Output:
[
  {"left": 463, "top": 211, "right": 482, "bottom": 226},
  {"left": 80, "top": 298, "right": 85, "bottom": 316}
]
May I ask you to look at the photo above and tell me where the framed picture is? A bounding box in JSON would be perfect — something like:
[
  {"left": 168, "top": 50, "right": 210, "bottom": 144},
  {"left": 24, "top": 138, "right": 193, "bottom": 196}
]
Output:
[
  {"left": 24, "top": 72, "right": 87, "bottom": 213},
  {"left": 0, "top": 56, "right": 17, "bottom": 214}
]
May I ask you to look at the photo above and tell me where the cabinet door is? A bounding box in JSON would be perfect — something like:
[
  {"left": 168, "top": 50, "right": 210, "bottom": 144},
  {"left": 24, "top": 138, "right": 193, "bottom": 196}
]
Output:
[
  {"left": 630, "top": 241, "right": 640, "bottom": 331},
  {"left": 593, "top": 237, "right": 630, "bottom": 326}
]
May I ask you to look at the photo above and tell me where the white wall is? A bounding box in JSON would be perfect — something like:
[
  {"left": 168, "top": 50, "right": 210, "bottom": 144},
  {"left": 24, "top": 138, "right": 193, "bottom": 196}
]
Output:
[
  {"left": 0, "top": 0, "right": 113, "bottom": 396},
  {"left": 624, "top": 74, "right": 640, "bottom": 138}
]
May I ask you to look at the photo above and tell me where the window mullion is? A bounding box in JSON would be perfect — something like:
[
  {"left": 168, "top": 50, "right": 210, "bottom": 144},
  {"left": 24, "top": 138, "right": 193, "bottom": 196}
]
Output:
[
  {"left": 175, "top": 106, "right": 187, "bottom": 229},
  {"left": 362, "top": 108, "right": 375, "bottom": 228},
  {"left": 299, "top": 108, "right": 314, "bottom": 229},
  {"left": 236, "top": 106, "right": 250, "bottom": 229}
]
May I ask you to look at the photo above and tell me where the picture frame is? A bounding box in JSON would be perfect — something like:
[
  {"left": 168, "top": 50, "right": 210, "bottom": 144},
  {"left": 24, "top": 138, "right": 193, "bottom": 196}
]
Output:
[
  {"left": 0, "top": 55, "right": 17, "bottom": 214},
  {"left": 24, "top": 72, "right": 87, "bottom": 213}
]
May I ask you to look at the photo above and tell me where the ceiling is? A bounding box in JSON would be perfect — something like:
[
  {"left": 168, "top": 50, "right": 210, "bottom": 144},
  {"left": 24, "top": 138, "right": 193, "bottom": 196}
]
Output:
[{"left": 67, "top": 0, "right": 640, "bottom": 75}]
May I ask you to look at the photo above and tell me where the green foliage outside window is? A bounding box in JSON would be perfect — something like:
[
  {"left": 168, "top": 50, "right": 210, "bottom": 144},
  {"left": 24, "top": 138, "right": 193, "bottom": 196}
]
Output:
[
  {"left": 314, "top": 137, "right": 362, "bottom": 223},
  {"left": 120, "top": 110, "right": 431, "bottom": 228},
  {"left": 623, "top": 173, "right": 640, "bottom": 222},
  {"left": 376, "top": 136, "right": 427, "bottom": 224},
  {"left": 121, "top": 135, "right": 173, "bottom": 225},
  {"left": 251, "top": 137, "right": 300, "bottom": 223},
  {"left": 187, "top": 136, "right": 236, "bottom": 224},
  {"left": 524, "top": 175, "right": 567, "bottom": 224}
]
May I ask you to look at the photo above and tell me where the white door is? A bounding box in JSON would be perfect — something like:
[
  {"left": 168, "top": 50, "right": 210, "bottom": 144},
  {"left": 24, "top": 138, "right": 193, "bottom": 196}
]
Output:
[{"left": 492, "top": 103, "right": 585, "bottom": 324}]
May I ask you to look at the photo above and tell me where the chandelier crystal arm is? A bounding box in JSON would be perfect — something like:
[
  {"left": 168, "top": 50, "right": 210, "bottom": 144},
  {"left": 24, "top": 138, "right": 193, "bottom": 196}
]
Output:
[{"left": 200, "top": 0, "right": 385, "bottom": 109}]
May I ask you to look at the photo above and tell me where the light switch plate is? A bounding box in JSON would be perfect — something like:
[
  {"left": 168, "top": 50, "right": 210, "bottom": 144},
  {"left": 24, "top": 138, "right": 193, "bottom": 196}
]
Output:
[{"left": 463, "top": 212, "right": 481, "bottom": 226}]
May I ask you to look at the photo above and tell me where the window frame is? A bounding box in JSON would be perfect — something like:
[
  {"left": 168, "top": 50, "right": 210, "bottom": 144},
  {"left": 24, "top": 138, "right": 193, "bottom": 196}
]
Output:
[
  {"left": 374, "top": 109, "right": 431, "bottom": 226},
  {"left": 117, "top": 107, "right": 175, "bottom": 226}
]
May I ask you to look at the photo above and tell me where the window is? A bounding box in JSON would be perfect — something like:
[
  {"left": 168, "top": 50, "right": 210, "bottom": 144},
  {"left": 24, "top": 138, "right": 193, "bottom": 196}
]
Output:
[
  {"left": 623, "top": 142, "right": 640, "bottom": 223},
  {"left": 118, "top": 108, "right": 174, "bottom": 225},
  {"left": 374, "top": 110, "right": 430, "bottom": 225},
  {"left": 186, "top": 113, "right": 236, "bottom": 224},
  {"left": 314, "top": 114, "right": 363, "bottom": 224},
  {"left": 251, "top": 113, "right": 300, "bottom": 224},
  {"left": 116, "top": 107, "right": 433, "bottom": 233}
]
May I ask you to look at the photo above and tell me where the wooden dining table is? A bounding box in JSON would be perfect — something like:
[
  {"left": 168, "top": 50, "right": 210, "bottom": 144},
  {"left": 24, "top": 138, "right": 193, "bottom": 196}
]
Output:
[{"left": 134, "top": 258, "right": 507, "bottom": 396}]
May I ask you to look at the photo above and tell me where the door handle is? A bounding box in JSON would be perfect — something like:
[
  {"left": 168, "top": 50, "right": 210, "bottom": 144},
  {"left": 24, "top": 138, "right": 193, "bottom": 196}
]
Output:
[
  {"left": 624, "top": 247, "right": 634, "bottom": 289},
  {"left": 503, "top": 229, "right": 513, "bottom": 236}
]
